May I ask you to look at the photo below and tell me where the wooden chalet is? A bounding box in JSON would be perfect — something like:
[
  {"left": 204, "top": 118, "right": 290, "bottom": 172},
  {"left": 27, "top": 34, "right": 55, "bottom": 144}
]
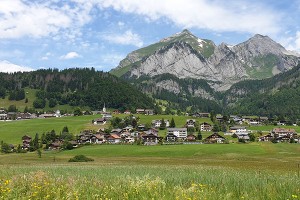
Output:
[
  {"left": 186, "top": 134, "right": 197, "bottom": 141},
  {"left": 204, "top": 133, "right": 226, "bottom": 144}
]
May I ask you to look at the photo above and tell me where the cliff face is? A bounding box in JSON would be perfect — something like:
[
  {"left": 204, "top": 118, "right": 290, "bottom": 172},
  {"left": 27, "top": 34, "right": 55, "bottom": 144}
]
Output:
[{"left": 111, "top": 30, "right": 299, "bottom": 91}]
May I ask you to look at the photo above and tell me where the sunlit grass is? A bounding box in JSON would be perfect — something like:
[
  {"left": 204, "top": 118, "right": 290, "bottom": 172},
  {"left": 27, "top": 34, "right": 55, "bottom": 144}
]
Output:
[{"left": 0, "top": 165, "right": 299, "bottom": 199}]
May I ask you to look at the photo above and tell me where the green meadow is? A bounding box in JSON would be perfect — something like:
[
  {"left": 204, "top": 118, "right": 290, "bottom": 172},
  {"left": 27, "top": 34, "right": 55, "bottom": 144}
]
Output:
[
  {"left": 0, "top": 115, "right": 300, "bottom": 199},
  {"left": 0, "top": 115, "right": 102, "bottom": 144},
  {"left": 0, "top": 143, "right": 299, "bottom": 199}
]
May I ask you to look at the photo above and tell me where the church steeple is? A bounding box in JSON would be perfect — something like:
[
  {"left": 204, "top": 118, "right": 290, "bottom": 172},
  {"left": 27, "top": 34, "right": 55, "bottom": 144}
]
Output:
[{"left": 102, "top": 103, "right": 106, "bottom": 113}]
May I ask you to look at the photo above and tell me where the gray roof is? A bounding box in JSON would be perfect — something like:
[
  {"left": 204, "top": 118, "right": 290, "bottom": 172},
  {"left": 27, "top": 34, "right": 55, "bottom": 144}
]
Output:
[{"left": 167, "top": 128, "right": 187, "bottom": 131}]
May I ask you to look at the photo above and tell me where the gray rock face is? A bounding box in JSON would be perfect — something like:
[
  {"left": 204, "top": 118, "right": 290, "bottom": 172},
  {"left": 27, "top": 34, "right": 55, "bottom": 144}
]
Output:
[
  {"left": 114, "top": 30, "right": 299, "bottom": 91},
  {"left": 116, "top": 52, "right": 140, "bottom": 69},
  {"left": 156, "top": 80, "right": 181, "bottom": 94}
]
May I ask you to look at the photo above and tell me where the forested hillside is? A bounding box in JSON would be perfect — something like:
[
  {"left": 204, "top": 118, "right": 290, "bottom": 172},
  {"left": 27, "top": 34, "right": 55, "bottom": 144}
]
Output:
[
  {"left": 224, "top": 63, "right": 300, "bottom": 117},
  {"left": 0, "top": 68, "right": 155, "bottom": 111},
  {"left": 128, "top": 73, "right": 223, "bottom": 113},
  {"left": 124, "top": 63, "right": 300, "bottom": 119}
]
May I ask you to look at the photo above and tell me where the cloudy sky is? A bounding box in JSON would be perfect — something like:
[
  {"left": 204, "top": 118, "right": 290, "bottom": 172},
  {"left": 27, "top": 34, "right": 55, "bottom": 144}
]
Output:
[{"left": 1, "top": 0, "right": 300, "bottom": 72}]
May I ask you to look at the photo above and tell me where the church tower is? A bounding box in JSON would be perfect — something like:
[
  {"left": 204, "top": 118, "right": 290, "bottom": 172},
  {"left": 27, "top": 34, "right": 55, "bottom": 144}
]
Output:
[{"left": 102, "top": 103, "right": 106, "bottom": 113}]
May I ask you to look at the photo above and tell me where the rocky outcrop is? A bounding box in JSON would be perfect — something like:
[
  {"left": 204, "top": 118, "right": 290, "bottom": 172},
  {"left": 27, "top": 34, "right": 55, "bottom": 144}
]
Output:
[{"left": 112, "top": 30, "right": 299, "bottom": 91}]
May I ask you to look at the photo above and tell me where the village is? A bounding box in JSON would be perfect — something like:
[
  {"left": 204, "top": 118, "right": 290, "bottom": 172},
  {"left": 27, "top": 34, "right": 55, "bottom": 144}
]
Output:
[
  {"left": 1, "top": 105, "right": 300, "bottom": 153},
  {"left": 7, "top": 106, "right": 296, "bottom": 153}
]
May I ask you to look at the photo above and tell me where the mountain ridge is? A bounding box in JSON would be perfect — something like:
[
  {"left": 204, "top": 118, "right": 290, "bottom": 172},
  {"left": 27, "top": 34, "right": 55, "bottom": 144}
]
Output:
[{"left": 111, "top": 30, "right": 299, "bottom": 91}]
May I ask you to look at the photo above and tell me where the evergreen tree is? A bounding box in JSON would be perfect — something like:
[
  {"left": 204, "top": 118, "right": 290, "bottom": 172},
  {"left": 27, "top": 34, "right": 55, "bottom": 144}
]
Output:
[
  {"left": 197, "top": 131, "right": 202, "bottom": 140},
  {"left": 160, "top": 118, "right": 166, "bottom": 130},
  {"left": 212, "top": 124, "right": 220, "bottom": 132},
  {"left": 170, "top": 117, "right": 176, "bottom": 128},
  {"left": 62, "top": 126, "right": 69, "bottom": 133},
  {"left": 33, "top": 133, "right": 39, "bottom": 150}
]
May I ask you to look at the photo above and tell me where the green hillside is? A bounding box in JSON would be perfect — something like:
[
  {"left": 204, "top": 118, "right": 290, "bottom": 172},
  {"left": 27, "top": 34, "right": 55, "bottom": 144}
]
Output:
[
  {"left": 0, "top": 68, "right": 156, "bottom": 112},
  {"left": 0, "top": 88, "right": 37, "bottom": 111}
]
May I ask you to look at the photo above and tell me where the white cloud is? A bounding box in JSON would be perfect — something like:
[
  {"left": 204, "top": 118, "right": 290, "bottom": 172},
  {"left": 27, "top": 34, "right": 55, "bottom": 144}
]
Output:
[
  {"left": 102, "top": 30, "right": 143, "bottom": 47},
  {"left": 0, "top": 0, "right": 92, "bottom": 39},
  {"left": 41, "top": 56, "right": 49, "bottom": 60},
  {"left": 96, "top": 0, "right": 282, "bottom": 35},
  {"left": 0, "top": 60, "right": 34, "bottom": 73},
  {"left": 0, "top": 0, "right": 283, "bottom": 41},
  {"left": 60, "top": 52, "right": 81, "bottom": 60},
  {"left": 281, "top": 31, "right": 300, "bottom": 54}
]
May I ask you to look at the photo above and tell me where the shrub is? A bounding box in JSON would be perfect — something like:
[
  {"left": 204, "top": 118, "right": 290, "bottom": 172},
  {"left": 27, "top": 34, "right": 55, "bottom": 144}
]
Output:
[{"left": 68, "top": 155, "right": 94, "bottom": 162}]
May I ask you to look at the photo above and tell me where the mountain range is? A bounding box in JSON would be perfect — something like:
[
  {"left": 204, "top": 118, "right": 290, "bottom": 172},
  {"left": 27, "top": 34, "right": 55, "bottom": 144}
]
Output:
[{"left": 111, "top": 30, "right": 300, "bottom": 117}]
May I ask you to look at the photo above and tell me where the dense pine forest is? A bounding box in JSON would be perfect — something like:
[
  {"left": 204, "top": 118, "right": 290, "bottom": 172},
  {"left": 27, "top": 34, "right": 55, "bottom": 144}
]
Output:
[
  {"left": 224, "top": 63, "right": 300, "bottom": 117},
  {"left": 0, "top": 68, "right": 156, "bottom": 111}
]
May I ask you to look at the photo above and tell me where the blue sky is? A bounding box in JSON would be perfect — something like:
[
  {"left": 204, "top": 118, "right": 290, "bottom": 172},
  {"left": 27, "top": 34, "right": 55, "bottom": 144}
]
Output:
[{"left": 1, "top": 0, "right": 300, "bottom": 72}]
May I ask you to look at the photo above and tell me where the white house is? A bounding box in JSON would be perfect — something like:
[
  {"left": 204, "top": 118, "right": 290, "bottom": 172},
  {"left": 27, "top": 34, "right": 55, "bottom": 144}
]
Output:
[
  {"left": 200, "top": 122, "right": 212, "bottom": 131},
  {"left": 167, "top": 128, "right": 187, "bottom": 139},
  {"left": 152, "top": 119, "right": 170, "bottom": 128},
  {"left": 229, "top": 126, "right": 248, "bottom": 135}
]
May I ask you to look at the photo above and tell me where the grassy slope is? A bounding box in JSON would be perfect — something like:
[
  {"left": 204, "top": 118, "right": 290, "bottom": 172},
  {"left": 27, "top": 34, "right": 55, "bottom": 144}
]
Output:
[
  {"left": 0, "top": 88, "right": 38, "bottom": 110},
  {"left": 0, "top": 88, "right": 77, "bottom": 112},
  {"left": 0, "top": 115, "right": 104, "bottom": 144}
]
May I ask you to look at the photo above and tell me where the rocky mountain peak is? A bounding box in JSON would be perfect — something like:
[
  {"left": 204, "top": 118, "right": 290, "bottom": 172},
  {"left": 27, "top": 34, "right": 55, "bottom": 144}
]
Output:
[
  {"left": 236, "top": 34, "right": 286, "bottom": 56},
  {"left": 111, "top": 30, "right": 299, "bottom": 91},
  {"left": 160, "top": 29, "right": 197, "bottom": 43}
]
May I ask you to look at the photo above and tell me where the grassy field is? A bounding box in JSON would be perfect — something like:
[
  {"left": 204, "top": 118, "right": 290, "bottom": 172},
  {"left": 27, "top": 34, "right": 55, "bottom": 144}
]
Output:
[
  {"left": 0, "top": 113, "right": 299, "bottom": 199},
  {"left": 0, "top": 115, "right": 104, "bottom": 144},
  {"left": 0, "top": 143, "right": 299, "bottom": 199},
  {"left": 0, "top": 114, "right": 212, "bottom": 144}
]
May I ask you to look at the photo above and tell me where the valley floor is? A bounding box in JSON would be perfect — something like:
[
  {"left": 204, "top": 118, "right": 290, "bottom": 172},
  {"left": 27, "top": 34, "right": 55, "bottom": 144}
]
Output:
[{"left": 0, "top": 143, "right": 299, "bottom": 199}]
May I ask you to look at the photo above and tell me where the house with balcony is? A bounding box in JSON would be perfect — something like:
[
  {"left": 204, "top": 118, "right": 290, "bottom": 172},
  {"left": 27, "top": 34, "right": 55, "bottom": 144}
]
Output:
[{"left": 167, "top": 128, "right": 187, "bottom": 140}]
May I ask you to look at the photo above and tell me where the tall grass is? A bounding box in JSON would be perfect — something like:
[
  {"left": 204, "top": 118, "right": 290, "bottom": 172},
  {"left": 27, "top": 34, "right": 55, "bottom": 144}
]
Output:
[{"left": 0, "top": 165, "right": 299, "bottom": 199}]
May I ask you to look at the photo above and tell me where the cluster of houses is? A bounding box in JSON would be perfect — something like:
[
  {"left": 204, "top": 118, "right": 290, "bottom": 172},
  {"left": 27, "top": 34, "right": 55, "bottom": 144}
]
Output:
[
  {"left": 0, "top": 109, "right": 37, "bottom": 120},
  {"left": 109, "top": 108, "right": 154, "bottom": 115},
  {"left": 259, "top": 128, "right": 299, "bottom": 143},
  {"left": 16, "top": 125, "right": 300, "bottom": 152},
  {"left": 0, "top": 109, "right": 65, "bottom": 121}
]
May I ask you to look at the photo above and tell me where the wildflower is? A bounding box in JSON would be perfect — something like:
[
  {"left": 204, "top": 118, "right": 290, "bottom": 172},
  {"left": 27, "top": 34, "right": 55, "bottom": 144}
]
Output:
[
  {"left": 4, "top": 180, "right": 10, "bottom": 185},
  {"left": 292, "top": 194, "right": 298, "bottom": 199}
]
